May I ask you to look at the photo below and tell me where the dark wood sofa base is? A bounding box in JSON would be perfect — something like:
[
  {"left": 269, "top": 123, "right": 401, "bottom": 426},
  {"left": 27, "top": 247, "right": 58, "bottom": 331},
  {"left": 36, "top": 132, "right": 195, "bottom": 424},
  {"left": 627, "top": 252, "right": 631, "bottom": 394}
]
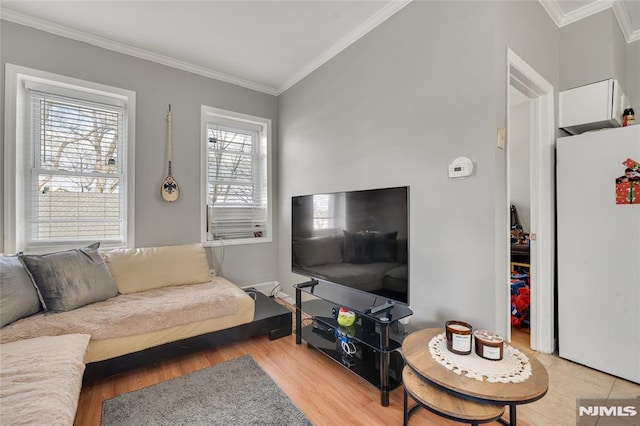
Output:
[{"left": 83, "top": 291, "right": 292, "bottom": 384}]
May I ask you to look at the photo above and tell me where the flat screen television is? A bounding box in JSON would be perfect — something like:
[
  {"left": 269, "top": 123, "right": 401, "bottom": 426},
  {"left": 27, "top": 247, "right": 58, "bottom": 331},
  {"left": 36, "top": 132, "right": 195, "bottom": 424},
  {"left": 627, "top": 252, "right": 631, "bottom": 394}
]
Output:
[{"left": 291, "top": 186, "right": 409, "bottom": 304}]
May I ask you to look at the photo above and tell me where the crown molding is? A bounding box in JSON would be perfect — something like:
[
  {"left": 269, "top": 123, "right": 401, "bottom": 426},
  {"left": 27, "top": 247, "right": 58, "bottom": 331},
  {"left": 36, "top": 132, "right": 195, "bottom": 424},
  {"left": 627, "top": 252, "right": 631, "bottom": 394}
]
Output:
[
  {"left": 0, "top": 8, "right": 279, "bottom": 95},
  {"left": 1, "top": 2, "right": 413, "bottom": 97},
  {"left": 538, "top": 0, "right": 564, "bottom": 27},
  {"left": 612, "top": 1, "right": 640, "bottom": 43},
  {"left": 559, "top": 0, "right": 614, "bottom": 27},
  {"left": 540, "top": 0, "right": 614, "bottom": 27},
  {"left": 540, "top": 0, "right": 638, "bottom": 43},
  {"left": 276, "top": 0, "right": 412, "bottom": 95}
]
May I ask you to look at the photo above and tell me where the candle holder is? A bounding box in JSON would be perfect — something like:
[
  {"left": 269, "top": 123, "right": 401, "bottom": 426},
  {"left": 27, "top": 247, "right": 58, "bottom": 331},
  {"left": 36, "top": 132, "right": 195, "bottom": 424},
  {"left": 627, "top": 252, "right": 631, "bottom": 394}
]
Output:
[
  {"left": 445, "top": 320, "right": 473, "bottom": 355},
  {"left": 474, "top": 330, "right": 504, "bottom": 361}
]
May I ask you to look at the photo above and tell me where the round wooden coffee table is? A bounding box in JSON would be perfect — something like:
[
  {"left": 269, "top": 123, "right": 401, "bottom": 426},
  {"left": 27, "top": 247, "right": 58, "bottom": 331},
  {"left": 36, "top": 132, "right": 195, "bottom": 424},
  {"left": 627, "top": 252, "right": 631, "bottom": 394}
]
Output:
[{"left": 402, "top": 328, "right": 548, "bottom": 425}]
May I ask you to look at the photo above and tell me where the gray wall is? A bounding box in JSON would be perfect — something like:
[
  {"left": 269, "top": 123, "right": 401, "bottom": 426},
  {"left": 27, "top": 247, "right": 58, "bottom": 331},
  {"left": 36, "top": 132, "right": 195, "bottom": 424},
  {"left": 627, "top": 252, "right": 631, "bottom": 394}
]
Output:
[
  {"left": 278, "top": 1, "right": 559, "bottom": 333},
  {"left": 0, "top": 20, "right": 279, "bottom": 286},
  {"left": 559, "top": 9, "right": 627, "bottom": 91},
  {"left": 627, "top": 41, "right": 640, "bottom": 108}
]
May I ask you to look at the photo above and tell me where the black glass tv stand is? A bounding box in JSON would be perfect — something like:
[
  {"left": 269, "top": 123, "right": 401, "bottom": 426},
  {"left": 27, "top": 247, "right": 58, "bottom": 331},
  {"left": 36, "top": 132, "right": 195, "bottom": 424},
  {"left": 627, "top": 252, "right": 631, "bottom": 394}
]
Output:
[{"left": 295, "top": 279, "right": 412, "bottom": 406}]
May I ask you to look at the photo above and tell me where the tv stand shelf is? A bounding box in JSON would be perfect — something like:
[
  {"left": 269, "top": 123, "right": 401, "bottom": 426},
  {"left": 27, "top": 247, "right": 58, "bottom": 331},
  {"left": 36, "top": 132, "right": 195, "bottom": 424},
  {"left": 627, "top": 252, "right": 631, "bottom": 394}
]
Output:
[{"left": 295, "top": 280, "right": 412, "bottom": 406}]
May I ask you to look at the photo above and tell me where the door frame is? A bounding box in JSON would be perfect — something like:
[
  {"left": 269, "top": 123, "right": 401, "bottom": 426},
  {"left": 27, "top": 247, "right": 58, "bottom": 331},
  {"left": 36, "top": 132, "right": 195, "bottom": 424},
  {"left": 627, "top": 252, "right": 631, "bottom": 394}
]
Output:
[{"left": 505, "top": 49, "right": 555, "bottom": 353}]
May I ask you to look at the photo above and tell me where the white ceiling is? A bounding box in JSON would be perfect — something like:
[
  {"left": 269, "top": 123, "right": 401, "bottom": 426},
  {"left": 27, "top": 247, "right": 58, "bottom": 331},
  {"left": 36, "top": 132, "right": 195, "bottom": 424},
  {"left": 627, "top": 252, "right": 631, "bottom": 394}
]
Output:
[{"left": 1, "top": 1, "right": 638, "bottom": 96}]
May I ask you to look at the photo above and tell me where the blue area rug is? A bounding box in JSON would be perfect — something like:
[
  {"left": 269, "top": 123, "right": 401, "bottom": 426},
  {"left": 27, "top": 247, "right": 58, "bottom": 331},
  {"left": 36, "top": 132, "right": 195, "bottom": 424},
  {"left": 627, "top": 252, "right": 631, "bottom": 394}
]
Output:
[{"left": 101, "top": 354, "right": 311, "bottom": 425}]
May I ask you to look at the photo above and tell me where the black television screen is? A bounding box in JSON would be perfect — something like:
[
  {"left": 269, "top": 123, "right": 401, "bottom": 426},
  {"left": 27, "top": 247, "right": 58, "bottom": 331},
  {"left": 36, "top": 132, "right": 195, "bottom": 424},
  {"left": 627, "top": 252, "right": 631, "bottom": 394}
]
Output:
[{"left": 291, "top": 186, "right": 409, "bottom": 304}]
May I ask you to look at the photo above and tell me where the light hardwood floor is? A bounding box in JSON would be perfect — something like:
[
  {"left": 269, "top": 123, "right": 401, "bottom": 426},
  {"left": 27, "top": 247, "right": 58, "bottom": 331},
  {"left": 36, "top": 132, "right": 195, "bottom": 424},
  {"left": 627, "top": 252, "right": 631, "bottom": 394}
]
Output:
[{"left": 76, "top": 305, "right": 640, "bottom": 426}]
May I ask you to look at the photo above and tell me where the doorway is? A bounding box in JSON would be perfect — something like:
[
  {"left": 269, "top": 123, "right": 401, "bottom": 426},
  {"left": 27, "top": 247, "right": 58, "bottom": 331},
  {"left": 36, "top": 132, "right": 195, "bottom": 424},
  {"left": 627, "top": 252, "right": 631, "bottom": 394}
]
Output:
[
  {"left": 508, "top": 86, "right": 533, "bottom": 348},
  {"left": 505, "top": 49, "right": 555, "bottom": 353}
]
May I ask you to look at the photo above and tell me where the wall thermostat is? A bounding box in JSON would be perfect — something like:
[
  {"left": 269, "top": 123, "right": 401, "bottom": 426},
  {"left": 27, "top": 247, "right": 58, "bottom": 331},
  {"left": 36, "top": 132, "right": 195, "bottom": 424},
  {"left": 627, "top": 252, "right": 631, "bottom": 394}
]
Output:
[{"left": 448, "top": 156, "right": 474, "bottom": 178}]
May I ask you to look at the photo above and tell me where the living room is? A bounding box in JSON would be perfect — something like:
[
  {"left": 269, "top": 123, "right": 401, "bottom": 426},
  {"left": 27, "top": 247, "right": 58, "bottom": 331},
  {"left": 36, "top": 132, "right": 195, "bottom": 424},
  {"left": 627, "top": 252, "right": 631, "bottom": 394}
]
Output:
[{"left": 1, "top": 1, "right": 639, "bottom": 425}]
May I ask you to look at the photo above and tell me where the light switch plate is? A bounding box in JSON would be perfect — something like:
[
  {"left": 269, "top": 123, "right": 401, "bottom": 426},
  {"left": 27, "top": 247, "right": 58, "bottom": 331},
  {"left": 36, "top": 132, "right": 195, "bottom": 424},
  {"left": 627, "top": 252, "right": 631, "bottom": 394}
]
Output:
[{"left": 497, "top": 126, "right": 506, "bottom": 149}]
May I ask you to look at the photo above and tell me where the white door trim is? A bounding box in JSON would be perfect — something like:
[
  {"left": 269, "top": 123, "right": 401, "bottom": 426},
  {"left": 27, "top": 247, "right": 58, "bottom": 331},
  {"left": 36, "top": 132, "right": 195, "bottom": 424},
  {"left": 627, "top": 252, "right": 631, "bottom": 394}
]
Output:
[{"left": 506, "top": 49, "right": 555, "bottom": 353}]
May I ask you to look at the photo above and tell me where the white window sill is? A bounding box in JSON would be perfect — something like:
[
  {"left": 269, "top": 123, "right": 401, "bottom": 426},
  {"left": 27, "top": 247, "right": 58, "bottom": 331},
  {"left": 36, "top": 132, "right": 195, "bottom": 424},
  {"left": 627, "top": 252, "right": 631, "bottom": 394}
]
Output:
[{"left": 203, "top": 236, "right": 273, "bottom": 247}]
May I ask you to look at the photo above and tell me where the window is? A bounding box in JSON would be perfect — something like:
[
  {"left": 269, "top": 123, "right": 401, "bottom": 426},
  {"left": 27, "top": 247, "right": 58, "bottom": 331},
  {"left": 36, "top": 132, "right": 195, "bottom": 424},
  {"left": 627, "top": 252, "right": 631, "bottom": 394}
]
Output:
[
  {"left": 201, "top": 106, "right": 272, "bottom": 246},
  {"left": 312, "top": 193, "right": 345, "bottom": 236},
  {"left": 313, "top": 194, "right": 333, "bottom": 231},
  {"left": 4, "top": 65, "right": 135, "bottom": 253}
]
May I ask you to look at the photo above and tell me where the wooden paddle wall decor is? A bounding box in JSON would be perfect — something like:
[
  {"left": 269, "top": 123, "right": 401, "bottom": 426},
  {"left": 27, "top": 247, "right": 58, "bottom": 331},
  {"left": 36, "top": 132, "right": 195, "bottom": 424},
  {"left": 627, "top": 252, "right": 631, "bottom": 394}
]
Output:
[{"left": 161, "top": 104, "right": 180, "bottom": 202}]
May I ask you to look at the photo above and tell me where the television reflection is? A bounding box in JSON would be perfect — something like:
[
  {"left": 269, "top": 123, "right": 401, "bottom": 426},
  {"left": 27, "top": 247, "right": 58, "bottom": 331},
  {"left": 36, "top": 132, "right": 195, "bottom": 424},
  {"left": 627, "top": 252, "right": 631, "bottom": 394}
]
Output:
[{"left": 292, "top": 187, "right": 408, "bottom": 304}]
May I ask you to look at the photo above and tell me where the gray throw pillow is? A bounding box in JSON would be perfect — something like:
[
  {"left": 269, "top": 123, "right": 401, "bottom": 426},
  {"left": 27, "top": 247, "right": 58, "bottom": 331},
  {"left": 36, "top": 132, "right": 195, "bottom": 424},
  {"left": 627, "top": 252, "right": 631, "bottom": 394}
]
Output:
[
  {"left": 343, "top": 231, "right": 373, "bottom": 264},
  {"left": 395, "top": 238, "right": 408, "bottom": 264},
  {"left": 0, "top": 257, "right": 42, "bottom": 327},
  {"left": 370, "top": 231, "right": 398, "bottom": 262},
  {"left": 19, "top": 242, "right": 118, "bottom": 313}
]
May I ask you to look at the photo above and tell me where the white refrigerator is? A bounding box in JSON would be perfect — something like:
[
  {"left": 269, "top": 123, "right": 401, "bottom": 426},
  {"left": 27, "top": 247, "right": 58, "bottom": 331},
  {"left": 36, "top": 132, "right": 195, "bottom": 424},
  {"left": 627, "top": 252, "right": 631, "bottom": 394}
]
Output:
[{"left": 556, "top": 125, "right": 640, "bottom": 384}]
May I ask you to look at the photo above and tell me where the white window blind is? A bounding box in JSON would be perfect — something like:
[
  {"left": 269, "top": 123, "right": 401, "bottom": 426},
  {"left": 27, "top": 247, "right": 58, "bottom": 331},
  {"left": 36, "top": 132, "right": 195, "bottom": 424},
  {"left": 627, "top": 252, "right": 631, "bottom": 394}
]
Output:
[
  {"left": 312, "top": 193, "right": 345, "bottom": 236},
  {"left": 313, "top": 194, "right": 334, "bottom": 231},
  {"left": 26, "top": 90, "right": 126, "bottom": 248},
  {"left": 206, "top": 119, "right": 268, "bottom": 242}
]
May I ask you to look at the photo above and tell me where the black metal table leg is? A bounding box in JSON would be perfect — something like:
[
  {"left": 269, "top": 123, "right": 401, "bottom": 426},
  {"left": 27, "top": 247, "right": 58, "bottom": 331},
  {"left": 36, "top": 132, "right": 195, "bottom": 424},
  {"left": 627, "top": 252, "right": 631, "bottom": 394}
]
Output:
[
  {"left": 295, "top": 287, "right": 302, "bottom": 344},
  {"left": 496, "top": 405, "right": 516, "bottom": 425},
  {"left": 379, "top": 321, "right": 390, "bottom": 406},
  {"left": 403, "top": 387, "right": 408, "bottom": 426}
]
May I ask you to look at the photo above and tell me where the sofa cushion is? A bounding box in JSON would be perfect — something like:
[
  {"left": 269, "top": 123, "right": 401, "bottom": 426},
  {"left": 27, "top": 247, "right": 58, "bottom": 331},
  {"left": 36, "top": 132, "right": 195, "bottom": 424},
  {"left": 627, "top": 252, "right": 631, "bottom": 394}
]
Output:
[
  {"left": 370, "top": 231, "right": 398, "bottom": 262},
  {"left": 384, "top": 264, "right": 408, "bottom": 280},
  {"left": 104, "top": 243, "right": 211, "bottom": 294},
  {"left": 19, "top": 243, "right": 118, "bottom": 313},
  {"left": 293, "top": 236, "right": 343, "bottom": 267},
  {"left": 382, "top": 264, "right": 408, "bottom": 294},
  {"left": 0, "top": 334, "right": 90, "bottom": 426},
  {"left": 300, "top": 262, "right": 396, "bottom": 293},
  {"left": 0, "top": 257, "right": 42, "bottom": 327},
  {"left": 0, "top": 279, "right": 241, "bottom": 344},
  {"left": 395, "top": 238, "right": 408, "bottom": 263},
  {"left": 343, "top": 231, "right": 373, "bottom": 263}
]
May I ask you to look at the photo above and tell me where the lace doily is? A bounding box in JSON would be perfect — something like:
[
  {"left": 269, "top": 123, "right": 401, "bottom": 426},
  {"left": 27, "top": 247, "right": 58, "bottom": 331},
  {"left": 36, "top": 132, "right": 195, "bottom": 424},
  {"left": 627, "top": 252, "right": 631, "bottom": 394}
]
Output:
[{"left": 428, "top": 333, "right": 532, "bottom": 383}]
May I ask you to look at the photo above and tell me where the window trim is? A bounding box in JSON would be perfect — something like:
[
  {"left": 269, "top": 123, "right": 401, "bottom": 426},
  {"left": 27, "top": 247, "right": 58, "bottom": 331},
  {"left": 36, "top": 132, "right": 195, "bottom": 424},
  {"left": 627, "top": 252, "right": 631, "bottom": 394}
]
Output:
[
  {"left": 3, "top": 64, "right": 136, "bottom": 253},
  {"left": 200, "top": 105, "right": 272, "bottom": 247}
]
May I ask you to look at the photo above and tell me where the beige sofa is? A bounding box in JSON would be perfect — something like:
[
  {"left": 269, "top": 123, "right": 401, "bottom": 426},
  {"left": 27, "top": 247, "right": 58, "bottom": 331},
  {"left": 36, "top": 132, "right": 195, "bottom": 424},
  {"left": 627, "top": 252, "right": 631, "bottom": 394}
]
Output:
[
  {"left": 0, "top": 243, "right": 255, "bottom": 425},
  {"left": 1, "top": 334, "right": 91, "bottom": 426}
]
